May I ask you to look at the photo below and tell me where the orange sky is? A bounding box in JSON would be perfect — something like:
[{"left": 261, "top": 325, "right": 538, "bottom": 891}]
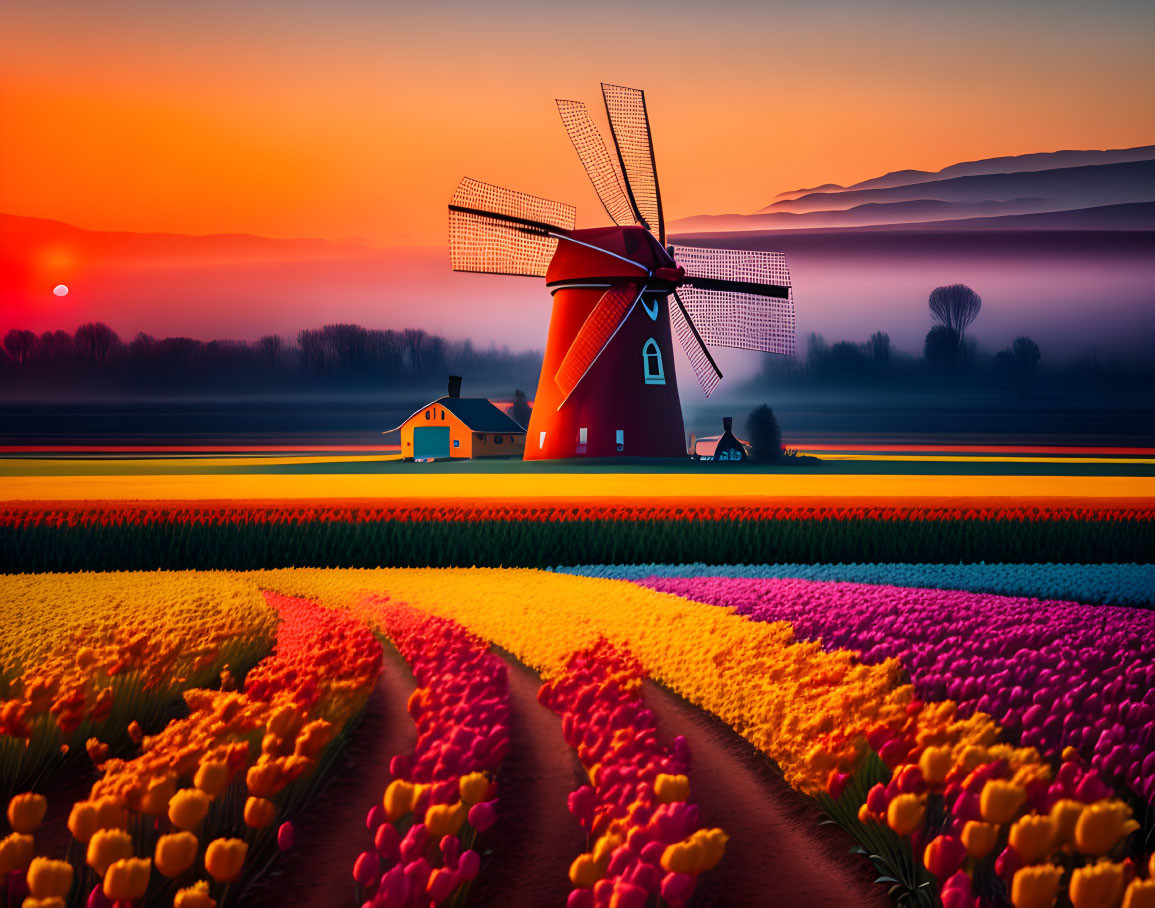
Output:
[{"left": 3, "top": 0, "right": 1154, "bottom": 246}]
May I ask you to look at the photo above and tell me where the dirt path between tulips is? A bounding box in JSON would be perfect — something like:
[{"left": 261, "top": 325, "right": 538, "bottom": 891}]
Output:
[
  {"left": 249, "top": 648, "right": 885, "bottom": 908},
  {"left": 244, "top": 644, "right": 418, "bottom": 907},
  {"left": 475, "top": 656, "right": 887, "bottom": 908},
  {"left": 640, "top": 679, "right": 890, "bottom": 907},
  {"left": 466, "top": 652, "right": 588, "bottom": 906}
]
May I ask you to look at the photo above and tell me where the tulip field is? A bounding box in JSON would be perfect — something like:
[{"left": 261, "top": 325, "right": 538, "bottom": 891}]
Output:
[
  {"left": 0, "top": 564, "right": 1152, "bottom": 908},
  {"left": 0, "top": 445, "right": 1152, "bottom": 908}
]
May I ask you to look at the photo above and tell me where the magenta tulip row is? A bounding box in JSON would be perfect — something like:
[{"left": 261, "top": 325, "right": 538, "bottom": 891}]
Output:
[
  {"left": 640, "top": 576, "right": 1155, "bottom": 803},
  {"left": 538, "top": 640, "right": 726, "bottom": 908},
  {"left": 354, "top": 601, "right": 509, "bottom": 907}
]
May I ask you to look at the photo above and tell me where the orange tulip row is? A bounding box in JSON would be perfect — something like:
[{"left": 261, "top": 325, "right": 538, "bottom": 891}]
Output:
[{"left": 2, "top": 591, "right": 382, "bottom": 907}]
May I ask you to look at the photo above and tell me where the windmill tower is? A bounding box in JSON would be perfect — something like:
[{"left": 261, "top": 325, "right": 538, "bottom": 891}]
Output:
[{"left": 449, "top": 83, "right": 795, "bottom": 460}]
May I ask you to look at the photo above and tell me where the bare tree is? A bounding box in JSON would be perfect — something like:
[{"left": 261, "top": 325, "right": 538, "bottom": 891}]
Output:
[
  {"left": 3, "top": 329, "right": 36, "bottom": 365},
  {"left": 868, "top": 331, "right": 891, "bottom": 369},
  {"left": 73, "top": 322, "right": 121, "bottom": 367},
  {"left": 1012, "top": 336, "right": 1041, "bottom": 374},
  {"left": 257, "top": 334, "right": 282, "bottom": 369},
  {"left": 928, "top": 284, "right": 982, "bottom": 339}
]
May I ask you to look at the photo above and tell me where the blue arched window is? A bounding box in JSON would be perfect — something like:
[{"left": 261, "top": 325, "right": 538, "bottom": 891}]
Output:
[{"left": 642, "top": 338, "right": 665, "bottom": 385}]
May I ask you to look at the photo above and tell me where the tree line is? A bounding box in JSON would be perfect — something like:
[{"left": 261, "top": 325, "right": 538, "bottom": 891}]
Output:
[
  {"left": 755, "top": 283, "right": 1147, "bottom": 396},
  {"left": 1, "top": 322, "right": 542, "bottom": 394}
]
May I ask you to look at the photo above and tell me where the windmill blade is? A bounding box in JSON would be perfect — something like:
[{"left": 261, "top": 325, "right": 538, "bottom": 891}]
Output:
[
  {"left": 672, "top": 244, "right": 795, "bottom": 354},
  {"left": 554, "top": 282, "right": 644, "bottom": 403},
  {"left": 601, "top": 83, "right": 664, "bottom": 244},
  {"left": 670, "top": 290, "right": 723, "bottom": 397},
  {"left": 449, "top": 177, "right": 576, "bottom": 277},
  {"left": 556, "top": 100, "right": 636, "bottom": 228}
]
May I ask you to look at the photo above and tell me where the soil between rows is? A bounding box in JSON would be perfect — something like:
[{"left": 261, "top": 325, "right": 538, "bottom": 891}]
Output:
[
  {"left": 242, "top": 644, "right": 418, "bottom": 907},
  {"left": 252, "top": 648, "right": 885, "bottom": 907}
]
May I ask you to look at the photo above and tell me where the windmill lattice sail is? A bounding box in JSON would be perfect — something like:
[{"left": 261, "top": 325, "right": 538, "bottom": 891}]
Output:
[
  {"left": 601, "top": 83, "right": 664, "bottom": 243},
  {"left": 672, "top": 244, "right": 796, "bottom": 355},
  {"left": 449, "top": 177, "right": 576, "bottom": 277},
  {"left": 669, "top": 294, "right": 723, "bottom": 397},
  {"left": 556, "top": 100, "right": 635, "bottom": 228}
]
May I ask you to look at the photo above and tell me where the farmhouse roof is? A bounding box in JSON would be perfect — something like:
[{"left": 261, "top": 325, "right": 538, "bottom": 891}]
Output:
[{"left": 384, "top": 397, "right": 525, "bottom": 434}]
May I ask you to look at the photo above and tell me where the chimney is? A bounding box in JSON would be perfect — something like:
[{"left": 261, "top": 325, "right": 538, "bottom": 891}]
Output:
[
  {"left": 448, "top": 375, "right": 462, "bottom": 398},
  {"left": 722, "top": 416, "right": 733, "bottom": 433}
]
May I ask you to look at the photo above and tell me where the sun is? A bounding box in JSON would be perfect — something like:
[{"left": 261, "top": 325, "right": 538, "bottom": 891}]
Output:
[{"left": 53, "top": 284, "right": 69, "bottom": 297}]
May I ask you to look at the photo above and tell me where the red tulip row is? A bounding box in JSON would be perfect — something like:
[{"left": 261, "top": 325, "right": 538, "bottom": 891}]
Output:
[
  {"left": 538, "top": 640, "right": 726, "bottom": 908},
  {"left": 2, "top": 502, "right": 1146, "bottom": 529},
  {"left": 355, "top": 600, "right": 509, "bottom": 907}
]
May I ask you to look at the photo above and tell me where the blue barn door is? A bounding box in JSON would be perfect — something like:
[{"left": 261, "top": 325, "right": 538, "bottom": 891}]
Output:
[{"left": 413, "top": 426, "right": 451, "bottom": 459}]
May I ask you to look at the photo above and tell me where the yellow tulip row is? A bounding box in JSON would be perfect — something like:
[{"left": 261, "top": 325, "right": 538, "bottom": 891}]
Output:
[{"left": 0, "top": 572, "right": 277, "bottom": 792}]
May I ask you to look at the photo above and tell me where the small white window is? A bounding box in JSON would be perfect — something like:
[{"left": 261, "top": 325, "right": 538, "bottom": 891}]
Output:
[
  {"left": 643, "top": 338, "right": 665, "bottom": 385},
  {"left": 615, "top": 429, "right": 624, "bottom": 445},
  {"left": 539, "top": 431, "right": 547, "bottom": 448},
  {"left": 578, "top": 427, "right": 588, "bottom": 444}
]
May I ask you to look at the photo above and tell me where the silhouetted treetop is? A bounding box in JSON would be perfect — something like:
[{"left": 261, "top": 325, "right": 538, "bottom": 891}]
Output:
[
  {"left": 512, "top": 389, "right": 531, "bottom": 429},
  {"left": 74, "top": 322, "right": 121, "bottom": 367},
  {"left": 3, "top": 329, "right": 35, "bottom": 365},
  {"left": 924, "top": 325, "right": 960, "bottom": 368},
  {"left": 1012, "top": 336, "right": 1041, "bottom": 373},
  {"left": 745, "top": 404, "right": 782, "bottom": 463},
  {"left": 928, "top": 284, "right": 982, "bottom": 339}
]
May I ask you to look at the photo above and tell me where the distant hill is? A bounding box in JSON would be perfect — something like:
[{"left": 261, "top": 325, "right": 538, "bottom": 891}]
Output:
[
  {"left": 772, "top": 145, "right": 1155, "bottom": 202},
  {"left": 671, "top": 203, "right": 1155, "bottom": 240},
  {"left": 773, "top": 182, "right": 844, "bottom": 201},
  {"left": 670, "top": 156, "right": 1155, "bottom": 233},
  {"left": 672, "top": 197, "right": 1054, "bottom": 233},
  {"left": 0, "top": 213, "right": 378, "bottom": 267},
  {"left": 766, "top": 160, "right": 1155, "bottom": 215}
]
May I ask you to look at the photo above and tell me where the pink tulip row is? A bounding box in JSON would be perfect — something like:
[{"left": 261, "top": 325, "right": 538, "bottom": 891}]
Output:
[
  {"left": 537, "top": 640, "right": 726, "bottom": 908},
  {"left": 355, "top": 601, "right": 509, "bottom": 908},
  {"left": 640, "top": 576, "right": 1155, "bottom": 803}
]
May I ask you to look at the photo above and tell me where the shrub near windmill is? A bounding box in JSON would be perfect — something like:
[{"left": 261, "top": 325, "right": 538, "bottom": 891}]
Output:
[{"left": 449, "top": 83, "right": 798, "bottom": 460}]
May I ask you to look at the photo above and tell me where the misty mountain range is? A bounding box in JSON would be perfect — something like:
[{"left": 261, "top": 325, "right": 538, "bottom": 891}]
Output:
[
  {"left": 669, "top": 146, "right": 1155, "bottom": 234},
  {"left": 774, "top": 145, "right": 1155, "bottom": 198}
]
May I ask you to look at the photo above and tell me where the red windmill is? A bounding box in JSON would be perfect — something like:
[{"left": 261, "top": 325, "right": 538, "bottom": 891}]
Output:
[{"left": 449, "top": 83, "right": 795, "bottom": 460}]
